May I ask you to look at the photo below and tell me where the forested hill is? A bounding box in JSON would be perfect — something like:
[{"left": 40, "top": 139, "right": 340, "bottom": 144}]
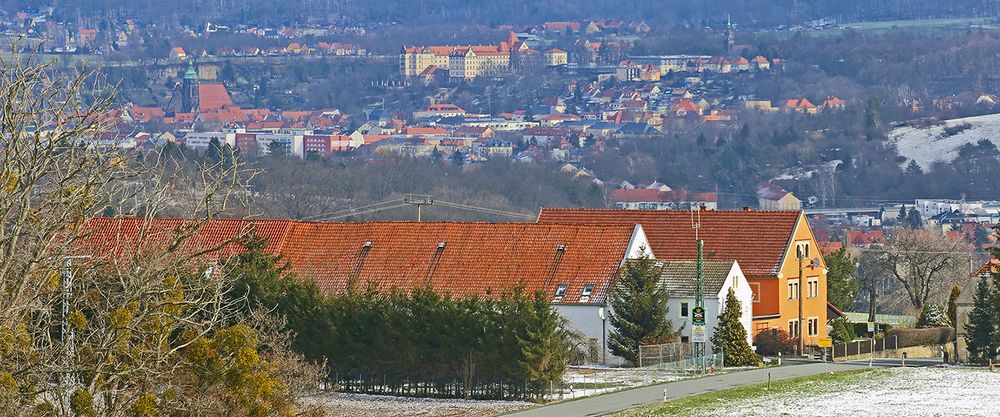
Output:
[{"left": 9, "top": 0, "right": 1000, "bottom": 27}]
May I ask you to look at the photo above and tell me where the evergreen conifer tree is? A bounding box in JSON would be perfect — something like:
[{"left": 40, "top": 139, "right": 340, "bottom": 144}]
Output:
[
  {"left": 916, "top": 304, "right": 950, "bottom": 328},
  {"left": 710, "top": 288, "right": 761, "bottom": 366},
  {"left": 964, "top": 277, "right": 996, "bottom": 364},
  {"left": 518, "top": 292, "right": 570, "bottom": 400},
  {"left": 608, "top": 249, "right": 675, "bottom": 365},
  {"left": 207, "top": 137, "right": 223, "bottom": 163}
]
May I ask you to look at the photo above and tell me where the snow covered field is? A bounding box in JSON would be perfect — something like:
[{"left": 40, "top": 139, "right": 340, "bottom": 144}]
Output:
[
  {"left": 304, "top": 392, "right": 532, "bottom": 417},
  {"left": 303, "top": 367, "right": 698, "bottom": 416},
  {"left": 888, "top": 112, "right": 1000, "bottom": 170},
  {"left": 708, "top": 367, "right": 1000, "bottom": 416}
]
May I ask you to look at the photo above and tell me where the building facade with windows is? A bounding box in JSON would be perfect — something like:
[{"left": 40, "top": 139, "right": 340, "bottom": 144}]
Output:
[
  {"left": 659, "top": 260, "right": 753, "bottom": 352},
  {"left": 538, "top": 208, "right": 830, "bottom": 346}
]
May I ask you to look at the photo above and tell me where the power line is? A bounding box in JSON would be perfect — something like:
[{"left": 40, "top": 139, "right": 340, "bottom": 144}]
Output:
[
  {"left": 301, "top": 198, "right": 406, "bottom": 221},
  {"left": 303, "top": 195, "right": 536, "bottom": 222}
]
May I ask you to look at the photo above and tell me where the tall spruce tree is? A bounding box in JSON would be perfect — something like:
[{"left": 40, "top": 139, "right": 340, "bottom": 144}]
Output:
[
  {"left": 608, "top": 249, "right": 675, "bottom": 365},
  {"left": 825, "top": 247, "right": 860, "bottom": 311},
  {"left": 710, "top": 288, "right": 761, "bottom": 366},
  {"left": 518, "top": 292, "right": 570, "bottom": 400},
  {"left": 964, "top": 277, "right": 996, "bottom": 364}
]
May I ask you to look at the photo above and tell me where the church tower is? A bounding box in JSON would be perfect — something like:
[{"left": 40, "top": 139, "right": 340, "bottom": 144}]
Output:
[
  {"left": 180, "top": 61, "right": 199, "bottom": 113},
  {"left": 724, "top": 15, "right": 736, "bottom": 56}
]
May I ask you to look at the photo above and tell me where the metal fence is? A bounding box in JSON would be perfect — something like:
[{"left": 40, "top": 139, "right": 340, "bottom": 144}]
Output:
[
  {"left": 832, "top": 335, "right": 898, "bottom": 359},
  {"left": 638, "top": 342, "right": 692, "bottom": 367},
  {"left": 638, "top": 342, "right": 722, "bottom": 372}
]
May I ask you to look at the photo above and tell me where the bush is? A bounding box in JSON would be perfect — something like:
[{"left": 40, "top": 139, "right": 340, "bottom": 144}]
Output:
[
  {"left": 887, "top": 327, "right": 955, "bottom": 348},
  {"left": 830, "top": 317, "right": 856, "bottom": 343},
  {"left": 916, "top": 305, "right": 950, "bottom": 328},
  {"left": 753, "top": 328, "right": 796, "bottom": 356}
]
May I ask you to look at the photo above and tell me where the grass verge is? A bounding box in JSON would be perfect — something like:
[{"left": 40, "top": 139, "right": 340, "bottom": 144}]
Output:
[{"left": 615, "top": 368, "right": 888, "bottom": 416}]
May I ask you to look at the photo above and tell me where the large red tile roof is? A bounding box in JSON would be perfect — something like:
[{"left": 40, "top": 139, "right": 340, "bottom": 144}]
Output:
[
  {"left": 78, "top": 218, "right": 638, "bottom": 304},
  {"left": 198, "top": 83, "right": 234, "bottom": 112},
  {"left": 280, "top": 222, "right": 636, "bottom": 303},
  {"left": 538, "top": 209, "right": 802, "bottom": 277}
]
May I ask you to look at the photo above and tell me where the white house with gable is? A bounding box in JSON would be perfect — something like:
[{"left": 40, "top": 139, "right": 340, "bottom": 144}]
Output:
[{"left": 658, "top": 260, "right": 753, "bottom": 353}]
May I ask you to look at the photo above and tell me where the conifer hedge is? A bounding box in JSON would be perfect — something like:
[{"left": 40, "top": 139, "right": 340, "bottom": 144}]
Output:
[{"left": 226, "top": 237, "right": 572, "bottom": 400}]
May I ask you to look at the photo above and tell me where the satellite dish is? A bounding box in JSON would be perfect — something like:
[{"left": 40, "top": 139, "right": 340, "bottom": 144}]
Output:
[{"left": 811, "top": 258, "right": 822, "bottom": 268}]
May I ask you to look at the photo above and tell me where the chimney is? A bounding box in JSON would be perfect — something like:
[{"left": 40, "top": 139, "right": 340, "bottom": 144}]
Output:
[{"left": 743, "top": 206, "right": 752, "bottom": 212}]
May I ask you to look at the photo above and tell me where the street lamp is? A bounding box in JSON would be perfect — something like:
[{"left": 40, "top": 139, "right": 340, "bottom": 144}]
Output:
[{"left": 798, "top": 254, "right": 821, "bottom": 356}]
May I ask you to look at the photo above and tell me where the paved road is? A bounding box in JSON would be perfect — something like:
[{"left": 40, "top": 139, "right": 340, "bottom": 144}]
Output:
[{"left": 502, "top": 359, "right": 939, "bottom": 417}]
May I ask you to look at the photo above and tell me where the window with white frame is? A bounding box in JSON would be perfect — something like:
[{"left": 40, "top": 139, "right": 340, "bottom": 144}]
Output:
[
  {"left": 788, "top": 320, "right": 800, "bottom": 338},
  {"left": 807, "top": 317, "right": 819, "bottom": 336},
  {"left": 795, "top": 241, "right": 811, "bottom": 260},
  {"left": 787, "top": 279, "right": 799, "bottom": 300},
  {"left": 750, "top": 282, "right": 761, "bottom": 302},
  {"left": 807, "top": 277, "right": 819, "bottom": 299}
]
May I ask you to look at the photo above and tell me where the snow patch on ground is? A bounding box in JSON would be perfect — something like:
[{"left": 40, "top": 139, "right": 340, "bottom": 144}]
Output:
[
  {"left": 554, "top": 367, "right": 693, "bottom": 400},
  {"left": 711, "top": 367, "right": 1000, "bottom": 416},
  {"left": 888, "top": 112, "right": 1000, "bottom": 170},
  {"left": 304, "top": 392, "right": 532, "bottom": 417}
]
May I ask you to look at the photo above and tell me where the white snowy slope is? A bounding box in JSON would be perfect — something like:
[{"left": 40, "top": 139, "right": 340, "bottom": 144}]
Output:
[{"left": 888, "top": 112, "right": 1000, "bottom": 170}]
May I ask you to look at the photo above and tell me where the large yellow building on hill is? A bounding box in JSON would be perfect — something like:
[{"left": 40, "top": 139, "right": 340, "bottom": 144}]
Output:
[{"left": 401, "top": 32, "right": 534, "bottom": 80}]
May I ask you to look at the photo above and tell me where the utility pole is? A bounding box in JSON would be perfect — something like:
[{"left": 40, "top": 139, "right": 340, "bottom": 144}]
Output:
[
  {"left": 798, "top": 255, "right": 804, "bottom": 356},
  {"left": 692, "top": 209, "right": 706, "bottom": 372},
  {"left": 404, "top": 194, "right": 433, "bottom": 222}
]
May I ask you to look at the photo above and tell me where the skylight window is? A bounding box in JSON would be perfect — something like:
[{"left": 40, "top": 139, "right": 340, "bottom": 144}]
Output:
[
  {"left": 581, "top": 284, "right": 595, "bottom": 297},
  {"left": 554, "top": 283, "right": 569, "bottom": 298}
]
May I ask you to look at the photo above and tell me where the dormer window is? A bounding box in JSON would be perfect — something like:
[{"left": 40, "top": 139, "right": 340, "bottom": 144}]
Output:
[
  {"left": 581, "top": 284, "right": 595, "bottom": 297},
  {"left": 554, "top": 283, "right": 569, "bottom": 298}
]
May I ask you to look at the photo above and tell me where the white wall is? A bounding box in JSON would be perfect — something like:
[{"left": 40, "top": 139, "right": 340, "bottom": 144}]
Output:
[
  {"left": 666, "top": 261, "right": 754, "bottom": 353},
  {"left": 553, "top": 303, "right": 620, "bottom": 366}
]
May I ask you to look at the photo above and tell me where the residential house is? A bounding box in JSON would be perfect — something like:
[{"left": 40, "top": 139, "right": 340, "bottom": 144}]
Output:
[
  {"left": 782, "top": 98, "right": 818, "bottom": 114},
  {"left": 544, "top": 49, "right": 568, "bottom": 66},
  {"left": 538, "top": 208, "right": 831, "bottom": 345},
  {"left": 758, "top": 182, "right": 802, "bottom": 210},
  {"left": 659, "top": 260, "right": 754, "bottom": 350},
  {"left": 611, "top": 189, "right": 718, "bottom": 210},
  {"left": 81, "top": 218, "right": 653, "bottom": 365}
]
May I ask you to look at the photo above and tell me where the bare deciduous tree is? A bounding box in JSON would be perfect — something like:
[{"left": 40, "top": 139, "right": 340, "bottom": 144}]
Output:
[
  {"left": 869, "top": 230, "right": 973, "bottom": 313},
  {"left": 0, "top": 41, "right": 322, "bottom": 417}
]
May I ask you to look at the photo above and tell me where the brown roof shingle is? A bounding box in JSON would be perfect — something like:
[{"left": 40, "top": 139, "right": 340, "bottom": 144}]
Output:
[{"left": 537, "top": 209, "right": 802, "bottom": 277}]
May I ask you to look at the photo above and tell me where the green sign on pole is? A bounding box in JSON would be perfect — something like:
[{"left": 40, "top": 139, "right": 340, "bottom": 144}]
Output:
[{"left": 692, "top": 306, "right": 706, "bottom": 326}]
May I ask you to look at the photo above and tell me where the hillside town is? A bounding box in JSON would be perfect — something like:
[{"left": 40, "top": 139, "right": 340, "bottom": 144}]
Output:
[{"left": 5, "top": 1, "right": 1000, "bottom": 417}]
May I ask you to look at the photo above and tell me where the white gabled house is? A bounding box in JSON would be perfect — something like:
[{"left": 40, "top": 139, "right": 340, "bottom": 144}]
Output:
[{"left": 657, "top": 260, "right": 754, "bottom": 353}]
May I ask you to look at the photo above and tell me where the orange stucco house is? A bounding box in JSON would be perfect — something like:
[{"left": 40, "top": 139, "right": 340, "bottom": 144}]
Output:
[{"left": 538, "top": 208, "right": 830, "bottom": 345}]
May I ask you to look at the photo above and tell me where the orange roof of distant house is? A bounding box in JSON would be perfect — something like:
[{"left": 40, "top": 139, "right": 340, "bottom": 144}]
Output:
[
  {"left": 784, "top": 98, "right": 816, "bottom": 109},
  {"left": 848, "top": 230, "right": 884, "bottom": 245},
  {"left": 198, "top": 83, "right": 234, "bottom": 112},
  {"left": 823, "top": 96, "right": 846, "bottom": 107},
  {"left": 538, "top": 208, "right": 803, "bottom": 277},
  {"left": 819, "top": 241, "right": 844, "bottom": 253},
  {"left": 544, "top": 22, "right": 581, "bottom": 31},
  {"left": 404, "top": 126, "right": 448, "bottom": 136},
  {"left": 672, "top": 99, "right": 701, "bottom": 113}
]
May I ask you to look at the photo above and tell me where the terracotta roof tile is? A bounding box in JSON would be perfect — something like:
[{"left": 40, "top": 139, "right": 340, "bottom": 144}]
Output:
[
  {"left": 538, "top": 209, "right": 802, "bottom": 277},
  {"left": 78, "top": 219, "right": 638, "bottom": 304}
]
